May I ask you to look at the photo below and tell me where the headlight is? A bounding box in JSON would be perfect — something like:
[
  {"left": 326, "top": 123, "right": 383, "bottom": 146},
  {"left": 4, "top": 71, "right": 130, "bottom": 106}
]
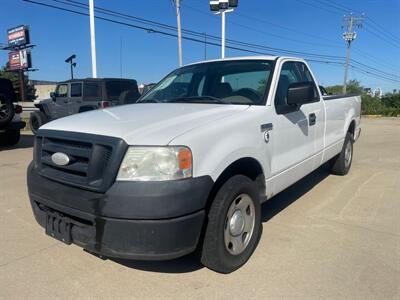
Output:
[{"left": 117, "top": 146, "right": 192, "bottom": 181}]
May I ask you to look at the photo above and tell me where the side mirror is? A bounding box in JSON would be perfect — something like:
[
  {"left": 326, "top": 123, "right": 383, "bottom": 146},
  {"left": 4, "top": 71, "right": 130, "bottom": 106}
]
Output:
[
  {"left": 50, "top": 92, "right": 56, "bottom": 101},
  {"left": 287, "top": 82, "right": 317, "bottom": 106}
]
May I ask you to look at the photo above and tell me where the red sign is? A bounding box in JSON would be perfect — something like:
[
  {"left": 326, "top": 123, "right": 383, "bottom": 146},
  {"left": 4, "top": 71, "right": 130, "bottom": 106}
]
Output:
[
  {"left": 8, "top": 50, "right": 32, "bottom": 70},
  {"left": 8, "top": 52, "right": 21, "bottom": 70}
]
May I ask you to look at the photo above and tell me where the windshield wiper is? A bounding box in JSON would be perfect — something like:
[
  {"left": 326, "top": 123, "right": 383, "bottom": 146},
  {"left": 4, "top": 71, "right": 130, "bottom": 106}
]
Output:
[
  {"left": 138, "top": 98, "right": 162, "bottom": 103},
  {"left": 166, "top": 96, "right": 225, "bottom": 104}
]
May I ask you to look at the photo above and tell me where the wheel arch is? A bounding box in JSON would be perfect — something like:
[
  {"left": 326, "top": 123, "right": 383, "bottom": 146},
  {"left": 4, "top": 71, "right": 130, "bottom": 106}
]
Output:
[
  {"left": 206, "top": 157, "right": 267, "bottom": 210},
  {"left": 348, "top": 119, "right": 356, "bottom": 137}
]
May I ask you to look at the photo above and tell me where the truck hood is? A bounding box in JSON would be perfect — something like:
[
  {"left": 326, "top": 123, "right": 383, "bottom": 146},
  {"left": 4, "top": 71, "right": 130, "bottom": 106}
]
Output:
[{"left": 41, "top": 103, "right": 250, "bottom": 145}]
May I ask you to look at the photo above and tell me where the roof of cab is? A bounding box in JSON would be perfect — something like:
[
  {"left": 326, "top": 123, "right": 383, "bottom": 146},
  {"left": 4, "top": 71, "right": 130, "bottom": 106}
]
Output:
[
  {"left": 58, "top": 78, "right": 137, "bottom": 84},
  {"left": 184, "top": 55, "right": 304, "bottom": 67}
]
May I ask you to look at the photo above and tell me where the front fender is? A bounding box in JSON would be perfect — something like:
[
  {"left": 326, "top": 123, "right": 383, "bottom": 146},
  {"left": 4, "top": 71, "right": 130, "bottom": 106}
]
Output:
[{"left": 170, "top": 106, "right": 272, "bottom": 182}]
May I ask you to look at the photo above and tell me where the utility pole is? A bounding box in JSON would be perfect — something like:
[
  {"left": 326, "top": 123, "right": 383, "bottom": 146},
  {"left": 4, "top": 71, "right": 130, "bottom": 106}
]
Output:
[
  {"left": 89, "top": 0, "right": 97, "bottom": 78},
  {"left": 19, "top": 69, "right": 25, "bottom": 102},
  {"left": 342, "top": 14, "right": 363, "bottom": 94},
  {"left": 173, "top": 0, "right": 183, "bottom": 67},
  {"left": 204, "top": 32, "right": 207, "bottom": 60}
]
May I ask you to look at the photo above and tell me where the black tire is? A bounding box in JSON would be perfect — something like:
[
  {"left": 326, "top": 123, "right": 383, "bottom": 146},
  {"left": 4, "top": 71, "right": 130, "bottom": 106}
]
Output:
[
  {"left": 0, "top": 93, "right": 15, "bottom": 127},
  {"left": 29, "top": 111, "right": 48, "bottom": 135},
  {"left": 329, "top": 132, "right": 354, "bottom": 176},
  {"left": 0, "top": 130, "right": 20, "bottom": 147},
  {"left": 200, "top": 175, "right": 262, "bottom": 273}
]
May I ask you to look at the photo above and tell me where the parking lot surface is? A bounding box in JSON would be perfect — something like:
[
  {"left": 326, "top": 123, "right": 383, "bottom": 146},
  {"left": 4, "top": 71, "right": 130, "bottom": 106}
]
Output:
[{"left": 0, "top": 118, "right": 399, "bottom": 299}]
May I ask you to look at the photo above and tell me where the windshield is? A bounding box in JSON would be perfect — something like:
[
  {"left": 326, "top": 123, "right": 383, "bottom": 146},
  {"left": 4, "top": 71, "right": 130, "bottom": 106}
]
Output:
[{"left": 139, "top": 60, "right": 274, "bottom": 105}]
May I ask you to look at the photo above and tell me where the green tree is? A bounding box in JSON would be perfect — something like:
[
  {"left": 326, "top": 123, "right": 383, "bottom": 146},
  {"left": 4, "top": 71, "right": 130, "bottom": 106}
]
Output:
[
  {"left": 0, "top": 66, "right": 36, "bottom": 101},
  {"left": 381, "top": 93, "right": 400, "bottom": 109},
  {"left": 325, "top": 79, "right": 364, "bottom": 95}
]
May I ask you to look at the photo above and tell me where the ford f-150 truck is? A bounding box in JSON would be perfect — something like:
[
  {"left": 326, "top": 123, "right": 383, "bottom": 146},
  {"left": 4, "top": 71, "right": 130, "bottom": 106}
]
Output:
[{"left": 27, "top": 56, "right": 361, "bottom": 273}]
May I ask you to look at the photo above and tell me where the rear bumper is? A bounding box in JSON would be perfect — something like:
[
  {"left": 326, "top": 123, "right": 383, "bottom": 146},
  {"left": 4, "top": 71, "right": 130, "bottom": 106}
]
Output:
[{"left": 27, "top": 162, "right": 214, "bottom": 260}]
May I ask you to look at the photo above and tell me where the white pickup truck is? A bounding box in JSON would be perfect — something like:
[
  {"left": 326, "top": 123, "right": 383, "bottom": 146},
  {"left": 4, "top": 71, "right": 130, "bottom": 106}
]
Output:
[{"left": 27, "top": 56, "right": 361, "bottom": 273}]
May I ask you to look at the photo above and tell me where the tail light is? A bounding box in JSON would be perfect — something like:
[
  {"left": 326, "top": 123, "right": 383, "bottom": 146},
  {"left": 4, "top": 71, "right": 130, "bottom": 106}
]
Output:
[
  {"left": 15, "top": 105, "right": 23, "bottom": 114},
  {"left": 100, "top": 101, "right": 110, "bottom": 109}
]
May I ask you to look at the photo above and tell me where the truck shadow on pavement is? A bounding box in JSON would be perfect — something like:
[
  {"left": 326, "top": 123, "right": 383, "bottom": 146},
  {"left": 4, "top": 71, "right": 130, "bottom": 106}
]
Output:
[
  {"left": 0, "top": 134, "right": 34, "bottom": 151},
  {"left": 109, "top": 166, "right": 331, "bottom": 274},
  {"left": 261, "top": 166, "right": 330, "bottom": 222}
]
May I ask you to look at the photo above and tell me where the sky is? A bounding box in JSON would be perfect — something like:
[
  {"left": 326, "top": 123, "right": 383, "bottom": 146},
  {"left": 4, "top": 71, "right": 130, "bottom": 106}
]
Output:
[{"left": 0, "top": 0, "right": 399, "bottom": 92}]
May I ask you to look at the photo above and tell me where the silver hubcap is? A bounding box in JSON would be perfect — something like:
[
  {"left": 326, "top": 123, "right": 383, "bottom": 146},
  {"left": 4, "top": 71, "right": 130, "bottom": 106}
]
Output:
[
  {"left": 224, "top": 194, "right": 255, "bottom": 255},
  {"left": 344, "top": 142, "right": 352, "bottom": 168}
]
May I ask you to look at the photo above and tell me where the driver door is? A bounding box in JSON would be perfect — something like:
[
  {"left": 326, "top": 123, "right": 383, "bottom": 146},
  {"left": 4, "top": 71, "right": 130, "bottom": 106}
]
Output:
[{"left": 270, "top": 61, "right": 324, "bottom": 195}]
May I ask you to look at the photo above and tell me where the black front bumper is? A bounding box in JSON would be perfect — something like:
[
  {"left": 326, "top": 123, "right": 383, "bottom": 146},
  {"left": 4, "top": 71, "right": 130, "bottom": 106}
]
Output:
[{"left": 27, "top": 162, "right": 214, "bottom": 260}]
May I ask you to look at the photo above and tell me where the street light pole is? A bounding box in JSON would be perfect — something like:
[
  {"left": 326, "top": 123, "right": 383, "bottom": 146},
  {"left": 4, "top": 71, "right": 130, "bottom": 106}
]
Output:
[
  {"left": 221, "top": 10, "right": 226, "bottom": 59},
  {"left": 174, "top": 0, "right": 183, "bottom": 67},
  {"left": 210, "top": 1, "right": 238, "bottom": 59},
  {"left": 65, "top": 55, "right": 76, "bottom": 80},
  {"left": 89, "top": 0, "right": 97, "bottom": 78}
]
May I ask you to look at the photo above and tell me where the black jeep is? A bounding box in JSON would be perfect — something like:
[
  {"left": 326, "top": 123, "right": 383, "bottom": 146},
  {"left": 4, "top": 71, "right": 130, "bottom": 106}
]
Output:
[{"left": 0, "top": 78, "right": 26, "bottom": 146}]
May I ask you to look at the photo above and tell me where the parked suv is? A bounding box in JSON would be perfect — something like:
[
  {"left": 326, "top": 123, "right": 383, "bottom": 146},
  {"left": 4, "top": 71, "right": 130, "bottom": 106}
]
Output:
[
  {"left": 0, "top": 78, "right": 25, "bottom": 146},
  {"left": 29, "top": 78, "right": 140, "bottom": 134}
]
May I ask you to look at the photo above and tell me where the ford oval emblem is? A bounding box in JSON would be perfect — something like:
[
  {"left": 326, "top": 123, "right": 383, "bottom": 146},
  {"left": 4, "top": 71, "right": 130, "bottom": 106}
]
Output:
[{"left": 51, "top": 152, "right": 70, "bottom": 166}]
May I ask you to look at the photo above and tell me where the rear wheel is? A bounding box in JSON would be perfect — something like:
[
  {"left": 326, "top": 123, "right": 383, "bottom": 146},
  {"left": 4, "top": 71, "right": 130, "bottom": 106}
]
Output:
[
  {"left": 29, "top": 111, "right": 48, "bottom": 135},
  {"left": 329, "top": 132, "right": 354, "bottom": 175},
  {"left": 0, "top": 93, "right": 14, "bottom": 127},
  {"left": 200, "top": 175, "right": 262, "bottom": 273},
  {"left": 0, "top": 129, "right": 20, "bottom": 147}
]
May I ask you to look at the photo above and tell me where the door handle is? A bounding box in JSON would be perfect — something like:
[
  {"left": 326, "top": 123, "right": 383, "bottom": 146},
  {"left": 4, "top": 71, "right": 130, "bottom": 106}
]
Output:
[{"left": 309, "top": 113, "right": 316, "bottom": 126}]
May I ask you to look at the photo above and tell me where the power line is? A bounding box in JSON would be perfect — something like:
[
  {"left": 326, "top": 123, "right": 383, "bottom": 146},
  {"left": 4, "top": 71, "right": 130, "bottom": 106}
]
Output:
[
  {"left": 315, "top": 0, "right": 400, "bottom": 45},
  {"left": 56, "top": 0, "right": 346, "bottom": 60},
  {"left": 182, "top": 3, "right": 341, "bottom": 47},
  {"left": 352, "top": 47, "right": 400, "bottom": 74},
  {"left": 308, "top": 0, "right": 400, "bottom": 48},
  {"left": 22, "top": 0, "right": 400, "bottom": 84}
]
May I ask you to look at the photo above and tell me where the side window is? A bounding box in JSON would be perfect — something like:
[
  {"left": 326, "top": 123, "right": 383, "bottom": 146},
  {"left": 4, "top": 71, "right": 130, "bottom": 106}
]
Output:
[
  {"left": 223, "top": 71, "right": 270, "bottom": 95},
  {"left": 296, "top": 62, "right": 314, "bottom": 83},
  {"left": 55, "top": 84, "right": 68, "bottom": 97},
  {"left": 275, "top": 62, "right": 319, "bottom": 113},
  {"left": 197, "top": 75, "right": 205, "bottom": 96},
  {"left": 275, "top": 62, "right": 299, "bottom": 109},
  {"left": 70, "top": 83, "right": 82, "bottom": 97},
  {"left": 84, "top": 82, "right": 100, "bottom": 99}
]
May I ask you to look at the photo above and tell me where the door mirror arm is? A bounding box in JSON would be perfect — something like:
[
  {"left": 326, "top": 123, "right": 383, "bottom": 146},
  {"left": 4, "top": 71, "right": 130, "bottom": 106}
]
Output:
[{"left": 50, "top": 92, "right": 56, "bottom": 101}]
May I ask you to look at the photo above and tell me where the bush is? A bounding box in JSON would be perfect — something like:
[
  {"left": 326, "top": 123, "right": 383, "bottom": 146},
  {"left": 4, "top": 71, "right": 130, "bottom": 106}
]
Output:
[{"left": 361, "top": 95, "right": 400, "bottom": 116}]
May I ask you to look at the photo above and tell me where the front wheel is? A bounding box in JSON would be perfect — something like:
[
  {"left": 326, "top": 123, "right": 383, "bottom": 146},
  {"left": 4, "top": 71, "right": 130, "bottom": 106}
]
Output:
[
  {"left": 200, "top": 175, "right": 262, "bottom": 273},
  {"left": 29, "top": 111, "right": 48, "bottom": 135},
  {"left": 0, "top": 130, "right": 20, "bottom": 147}
]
